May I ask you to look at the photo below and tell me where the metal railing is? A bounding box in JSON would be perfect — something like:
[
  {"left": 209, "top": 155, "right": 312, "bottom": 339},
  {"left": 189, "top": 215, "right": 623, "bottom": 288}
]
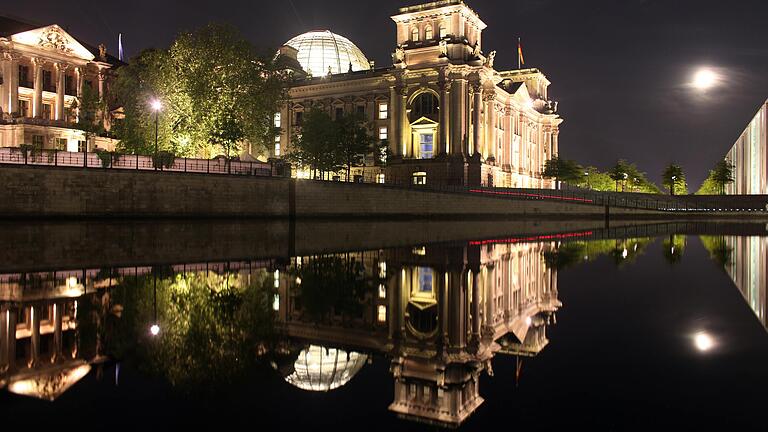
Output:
[{"left": 0, "top": 147, "right": 278, "bottom": 178}]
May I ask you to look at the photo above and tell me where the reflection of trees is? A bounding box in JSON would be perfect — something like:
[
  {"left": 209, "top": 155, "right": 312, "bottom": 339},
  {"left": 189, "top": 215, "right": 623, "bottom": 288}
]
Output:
[
  {"left": 543, "top": 238, "right": 653, "bottom": 269},
  {"left": 700, "top": 236, "right": 733, "bottom": 267},
  {"left": 290, "top": 255, "right": 378, "bottom": 323},
  {"left": 110, "top": 269, "right": 276, "bottom": 391},
  {"left": 662, "top": 235, "right": 687, "bottom": 264}
]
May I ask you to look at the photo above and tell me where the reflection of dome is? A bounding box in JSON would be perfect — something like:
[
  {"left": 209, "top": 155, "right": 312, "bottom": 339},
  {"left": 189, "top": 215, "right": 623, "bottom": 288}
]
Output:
[
  {"left": 284, "top": 30, "right": 371, "bottom": 77},
  {"left": 284, "top": 345, "right": 367, "bottom": 392}
]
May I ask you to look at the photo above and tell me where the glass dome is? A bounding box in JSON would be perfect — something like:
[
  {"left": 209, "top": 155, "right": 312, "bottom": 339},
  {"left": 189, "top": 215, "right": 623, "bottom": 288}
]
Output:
[
  {"left": 284, "top": 345, "right": 368, "bottom": 392},
  {"left": 284, "top": 30, "right": 371, "bottom": 77}
]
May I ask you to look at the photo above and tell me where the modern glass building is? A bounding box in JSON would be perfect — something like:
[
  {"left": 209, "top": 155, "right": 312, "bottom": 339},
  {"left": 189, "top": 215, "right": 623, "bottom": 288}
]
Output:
[{"left": 726, "top": 99, "right": 768, "bottom": 194}]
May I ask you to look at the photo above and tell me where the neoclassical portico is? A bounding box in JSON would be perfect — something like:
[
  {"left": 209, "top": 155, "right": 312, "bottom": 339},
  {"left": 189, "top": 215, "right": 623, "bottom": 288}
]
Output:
[
  {"left": 0, "top": 18, "right": 120, "bottom": 151},
  {"left": 277, "top": 0, "right": 563, "bottom": 188}
]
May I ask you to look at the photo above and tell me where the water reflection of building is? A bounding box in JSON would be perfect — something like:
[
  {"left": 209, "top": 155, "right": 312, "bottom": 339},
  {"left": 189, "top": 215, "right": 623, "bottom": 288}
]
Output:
[
  {"left": 0, "top": 270, "right": 111, "bottom": 400},
  {"left": 274, "top": 240, "right": 559, "bottom": 427},
  {"left": 722, "top": 236, "right": 767, "bottom": 327}
]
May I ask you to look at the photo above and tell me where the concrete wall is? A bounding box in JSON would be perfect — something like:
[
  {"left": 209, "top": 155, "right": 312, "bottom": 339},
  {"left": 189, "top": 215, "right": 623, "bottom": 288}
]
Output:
[{"left": 0, "top": 165, "right": 664, "bottom": 219}]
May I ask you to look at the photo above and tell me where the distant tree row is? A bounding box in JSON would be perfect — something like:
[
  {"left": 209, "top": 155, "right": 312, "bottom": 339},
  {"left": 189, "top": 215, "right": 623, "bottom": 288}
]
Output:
[{"left": 543, "top": 156, "right": 735, "bottom": 195}]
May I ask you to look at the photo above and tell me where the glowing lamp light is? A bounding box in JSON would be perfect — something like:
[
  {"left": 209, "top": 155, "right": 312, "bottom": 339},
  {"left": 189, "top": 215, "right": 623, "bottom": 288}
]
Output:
[
  {"left": 150, "top": 99, "right": 163, "bottom": 112},
  {"left": 692, "top": 68, "right": 719, "bottom": 90},
  {"left": 150, "top": 324, "right": 160, "bottom": 336},
  {"left": 693, "top": 332, "right": 715, "bottom": 352}
]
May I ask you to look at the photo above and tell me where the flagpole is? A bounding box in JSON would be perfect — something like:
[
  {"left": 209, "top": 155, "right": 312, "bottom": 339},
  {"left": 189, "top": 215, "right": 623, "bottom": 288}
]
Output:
[{"left": 518, "top": 37, "right": 521, "bottom": 69}]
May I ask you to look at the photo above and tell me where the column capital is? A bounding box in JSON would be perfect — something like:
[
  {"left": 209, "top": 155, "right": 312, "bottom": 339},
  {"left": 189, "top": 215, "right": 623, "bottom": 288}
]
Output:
[{"left": 55, "top": 62, "right": 70, "bottom": 72}]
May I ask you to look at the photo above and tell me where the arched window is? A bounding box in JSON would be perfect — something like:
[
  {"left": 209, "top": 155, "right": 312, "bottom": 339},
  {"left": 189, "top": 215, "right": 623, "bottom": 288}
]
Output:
[
  {"left": 439, "top": 24, "right": 448, "bottom": 39},
  {"left": 411, "top": 27, "right": 420, "bottom": 42},
  {"left": 425, "top": 25, "right": 433, "bottom": 40},
  {"left": 410, "top": 92, "right": 440, "bottom": 122}
]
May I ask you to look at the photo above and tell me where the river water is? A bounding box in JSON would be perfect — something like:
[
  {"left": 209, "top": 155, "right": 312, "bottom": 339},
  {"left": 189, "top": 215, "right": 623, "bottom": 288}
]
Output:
[{"left": 1, "top": 221, "right": 766, "bottom": 429}]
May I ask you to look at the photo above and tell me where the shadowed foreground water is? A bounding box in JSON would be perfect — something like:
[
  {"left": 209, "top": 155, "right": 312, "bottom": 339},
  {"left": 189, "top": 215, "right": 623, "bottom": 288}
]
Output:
[{"left": 1, "top": 221, "right": 767, "bottom": 429}]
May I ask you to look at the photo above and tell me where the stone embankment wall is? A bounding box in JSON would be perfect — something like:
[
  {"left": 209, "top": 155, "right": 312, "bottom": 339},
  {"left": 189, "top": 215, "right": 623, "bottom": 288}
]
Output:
[{"left": 0, "top": 165, "right": 662, "bottom": 218}]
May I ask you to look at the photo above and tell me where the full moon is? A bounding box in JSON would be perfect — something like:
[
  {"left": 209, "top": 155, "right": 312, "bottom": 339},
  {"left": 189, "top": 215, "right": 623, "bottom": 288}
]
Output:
[{"left": 692, "top": 68, "right": 719, "bottom": 90}]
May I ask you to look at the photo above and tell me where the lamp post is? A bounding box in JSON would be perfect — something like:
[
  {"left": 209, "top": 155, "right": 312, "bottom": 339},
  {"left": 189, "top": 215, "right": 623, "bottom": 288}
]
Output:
[
  {"left": 150, "top": 99, "right": 162, "bottom": 170},
  {"left": 150, "top": 274, "right": 160, "bottom": 337},
  {"left": 671, "top": 175, "right": 677, "bottom": 196},
  {"left": 584, "top": 171, "right": 590, "bottom": 189},
  {"left": 622, "top": 172, "right": 628, "bottom": 192}
]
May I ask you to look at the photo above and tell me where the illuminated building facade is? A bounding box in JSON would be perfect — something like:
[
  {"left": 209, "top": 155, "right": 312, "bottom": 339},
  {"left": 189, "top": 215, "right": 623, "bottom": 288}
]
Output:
[
  {"left": 0, "top": 16, "right": 120, "bottom": 152},
  {"left": 726, "top": 99, "right": 768, "bottom": 194},
  {"left": 276, "top": 0, "right": 563, "bottom": 188},
  {"left": 722, "top": 236, "right": 768, "bottom": 328},
  {"left": 273, "top": 240, "right": 560, "bottom": 427}
]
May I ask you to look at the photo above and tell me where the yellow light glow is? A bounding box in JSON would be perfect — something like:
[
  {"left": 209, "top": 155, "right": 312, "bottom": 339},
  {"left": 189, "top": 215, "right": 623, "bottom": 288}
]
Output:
[{"left": 692, "top": 68, "right": 719, "bottom": 90}]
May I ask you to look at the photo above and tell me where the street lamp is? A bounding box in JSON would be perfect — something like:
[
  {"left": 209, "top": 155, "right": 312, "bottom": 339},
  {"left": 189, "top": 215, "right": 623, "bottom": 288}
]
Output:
[
  {"left": 150, "top": 99, "right": 162, "bottom": 170},
  {"left": 150, "top": 274, "right": 160, "bottom": 337},
  {"left": 584, "top": 171, "right": 590, "bottom": 189},
  {"left": 671, "top": 175, "right": 677, "bottom": 196}
]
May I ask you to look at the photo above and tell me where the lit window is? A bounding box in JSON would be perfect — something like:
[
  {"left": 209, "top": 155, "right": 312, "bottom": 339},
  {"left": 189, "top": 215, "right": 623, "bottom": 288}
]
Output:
[
  {"left": 378, "top": 284, "right": 387, "bottom": 299},
  {"left": 439, "top": 24, "right": 448, "bottom": 39},
  {"left": 376, "top": 173, "right": 386, "bottom": 184},
  {"left": 425, "top": 25, "right": 433, "bottom": 40},
  {"left": 379, "top": 262, "right": 387, "bottom": 279},
  {"left": 411, "top": 28, "right": 420, "bottom": 42},
  {"left": 274, "top": 136, "right": 281, "bottom": 157},
  {"left": 274, "top": 112, "right": 281, "bottom": 128},
  {"left": 413, "top": 172, "right": 427, "bottom": 185},
  {"left": 273, "top": 294, "right": 280, "bottom": 312},
  {"left": 377, "top": 305, "right": 387, "bottom": 323},
  {"left": 378, "top": 103, "right": 388, "bottom": 120},
  {"left": 379, "top": 127, "right": 388, "bottom": 140},
  {"left": 419, "top": 133, "right": 434, "bottom": 159}
]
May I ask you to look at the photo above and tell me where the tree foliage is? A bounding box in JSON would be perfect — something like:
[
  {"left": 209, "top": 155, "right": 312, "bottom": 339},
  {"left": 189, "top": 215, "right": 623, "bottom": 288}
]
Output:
[
  {"left": 661, "top": 163, "right": 687, "bottom": 196},
  {"left": 336, "top": 113, "right": 378, "bottom": 180},
  {"left": 697, "top": 159, "right": 735, "bottom": 195},
  {"left": 542, "top": 155, "right": 583, "bottom": 189},
  {"left": 113, "top": 24, "right": 287, "bottom": 158}
]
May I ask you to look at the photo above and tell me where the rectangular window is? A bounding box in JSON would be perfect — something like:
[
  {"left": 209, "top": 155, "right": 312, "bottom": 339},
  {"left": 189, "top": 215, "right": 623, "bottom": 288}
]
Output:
[
  {"left": 42, "top": 103, "right": 52, "bottom": 120},
  {"left": 379, "top": 127, "right": 388, "bottom": 140},
  {"left": 377, "top": 305, "right": 387, "bottom": 323},
  {"left": 419, "top": 133, "right": 434, "bottom": 159},
  {"left": 78, "top": 140, "right": 87, "bottom": 153},
  {"left": 32, "top": 135, "right": 44, "bottom": 151},
  {"left": 274, "top": 136, "right": 281, "bottom": 157},
  {"left": 18, "top": 99, "right": 30, "bottom": 117},
  {"left": 378, "top": 103, "right": 388, "bottom": 120},
  {"left": 412, "top": 172, "right": 427, "bottom": 185},
  {"left": 356, "top": 105, "right": 365, "bottom": 116},
  {"left": 376, "top": 173, "right": 386, "bottom": 184},
  {"left": 274, "top": 112, "right": 281, "bottom": 128},
  {"left": 65, "top": 75, "right": 76, "bottom": 95},
  {"left": 439, "top": 25, "right": 448, "bottom": 39},
  {"left": 295, "top": 111, "right": 303, "bottom": 125},
  {"left": 55, "top": 138, "right": 67, "bottom": 151},
  {"left": 18, "top": 65, "right": 30, "bottom": 87},
  {"left": 42, "top": 70, "right": 54, "bottom": 92},
  {"left": 335, "top": 107, "right": 344, "bottom": 119}
]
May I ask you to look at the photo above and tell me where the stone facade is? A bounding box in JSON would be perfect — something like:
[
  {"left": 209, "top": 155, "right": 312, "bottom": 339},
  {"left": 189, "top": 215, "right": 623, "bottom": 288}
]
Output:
[
  {"left": 726, "top": 99, "right": 768, "bottom": 195},
  {"left": 277, "top": 0, "right": 563, "bottom": 188},
  {"left": 0, "top": 17, "right": 120, "bottom": 153}
]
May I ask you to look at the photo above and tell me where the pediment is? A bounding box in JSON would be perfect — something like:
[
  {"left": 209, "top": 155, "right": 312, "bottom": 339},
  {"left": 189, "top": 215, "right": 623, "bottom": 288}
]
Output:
[
  {"left": 411, "top": 116, "right": 438, "bottom": 126},
  {"left": 11, "top": 25, "right": 95, "bottom": 61}
]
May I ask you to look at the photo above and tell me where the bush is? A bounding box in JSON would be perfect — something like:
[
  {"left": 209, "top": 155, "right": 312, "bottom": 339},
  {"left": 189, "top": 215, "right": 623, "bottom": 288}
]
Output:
[
  {"left": 95, "top": 149, "right": 119, "bottom": 168},
  {"left": 152, "top": 151, "right": 176, "bottom": 169}
]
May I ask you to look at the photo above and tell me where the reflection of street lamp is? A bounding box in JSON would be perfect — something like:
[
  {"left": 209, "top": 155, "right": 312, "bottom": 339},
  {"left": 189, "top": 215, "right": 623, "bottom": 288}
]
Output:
[
  {"left": 150, "top": 99, "right": 162, "bottom": 170},
  {"left": 150, "top": 275, "right": 160, "bottom": 337},
  {"left": 622, "top": 172, "right": 628, "bottom": 192}
]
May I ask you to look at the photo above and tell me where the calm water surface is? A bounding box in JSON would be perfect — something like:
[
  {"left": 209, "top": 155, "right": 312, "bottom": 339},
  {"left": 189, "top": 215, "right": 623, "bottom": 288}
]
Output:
[{"left": 1, "top": 221, "right": 767, "bottom": 429}]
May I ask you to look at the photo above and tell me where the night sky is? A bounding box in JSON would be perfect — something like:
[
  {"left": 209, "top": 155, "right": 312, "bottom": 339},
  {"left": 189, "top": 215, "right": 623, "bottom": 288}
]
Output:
[{"left": 6, "top": 0, "right": 768, "bottom": 187}]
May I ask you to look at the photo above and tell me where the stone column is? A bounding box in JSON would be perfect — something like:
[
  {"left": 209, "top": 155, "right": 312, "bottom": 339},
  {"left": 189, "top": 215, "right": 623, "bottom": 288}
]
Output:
[
  {"left": 75, "top": 67, "right": 83, "bottom": 122},
  {"left": 552, "top": 129, "right": 559, "bottom": 157},
  {"left": 439, "top": 81, "right": 450, "bottom": 155},
  {"left": 389, "top": 86, "right": 400, "bottom": 157},
  {"left": 52, "top": 302, "right": 63, "bottom": 362},
  {"left": 399, "top": 87, "right": 409, "bottom": 158},
  {"left": 55, "top": 64, "right": 67, "bottom": 121},
  {"left": 471, "top": 85, "right": 483, "bottom": 157},
  {"left": 0, "top": 55, "right": 9, "bottom": 115},
  {"left": 488, "top": 97, "right": 498, "bottom": 161},
  {"left": 8, "top": 55, "right": 19, "bottom": 115},
  {"left": 97, "top": 69, "right": 106, "bottom": 102},
  {"left": 32, "top": 58, "right": 43, "bottom": 118},
  {"left": 29, "top": 304, "right": 40, "bottom": 367},
  {"left": 0, "top": 306, "right": 9, "bottom": 372},
  {"left": 450, "top": 78, "right": 466, "bottom": 155},
  {"left": 471, "top": 270, "right": 480, "bottom": 342}
]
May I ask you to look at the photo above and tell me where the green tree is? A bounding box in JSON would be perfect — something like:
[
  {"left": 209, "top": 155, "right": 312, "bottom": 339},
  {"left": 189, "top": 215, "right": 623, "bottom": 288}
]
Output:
[
  {"left": 72, "top": 84, "right": 106, "bottom": 152},
  {"left": 662, "top": 163, "right": 686, "bottom": 196},
  {"left": 113, "top": 24, "right": 287, "bottom": 158},
  {"left": 335, "top": 113, "right": 377, "bottom": 181},
  {"left": 712, "top": 159, "right": 735, "bottom": 195},
  {"left": 608, "top": 160, "right": 631, "bottom": 192},
  {"left": 696, "top": 170, "right": 721, "bottom": 195},
  {"left": 286, "top": 108, "right": 340, "bottom": 178},
  {"left": 579, "top": 166, "right": 615, "bottom": 191},
  {"left": 542, "top": 155, "right": 583, "bottom": 190}
]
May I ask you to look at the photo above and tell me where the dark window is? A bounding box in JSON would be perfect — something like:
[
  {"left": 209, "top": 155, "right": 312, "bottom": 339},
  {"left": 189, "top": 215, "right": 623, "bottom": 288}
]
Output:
[
  {"left": 78, "top": 140, "right": 87, "bottom": 153},
  {"left": 65, "top": 75, "right": 76, "bottom": 95},
  {"left": 42, "top": 70, "right": 54, "bottom": 92},
  {"left": 356, "top": 105, "right": 365, "bottom": 116},
  {"left": 18, "top": 65, "right": 31, "bottom": 87},
  {"left": 295, "top": 111, "right": 303, "bottom": 125},
  {"left": 56, "top": 138, "right": 67, "bottom": 150},
  {"left": 335, "top": 107, "right": 344, "bottom": 119},
  {"left": 32, "top": 135, "right": 44, "bottom": 150},
  {"left": 42, "top": 104, "right": 52, "bottom": 120},
  {"left": 410, "top": 92, "right": 440, "bottom": 122},
  {"left": 18, "top": 99, "right": 30, "bottom": 117}
]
